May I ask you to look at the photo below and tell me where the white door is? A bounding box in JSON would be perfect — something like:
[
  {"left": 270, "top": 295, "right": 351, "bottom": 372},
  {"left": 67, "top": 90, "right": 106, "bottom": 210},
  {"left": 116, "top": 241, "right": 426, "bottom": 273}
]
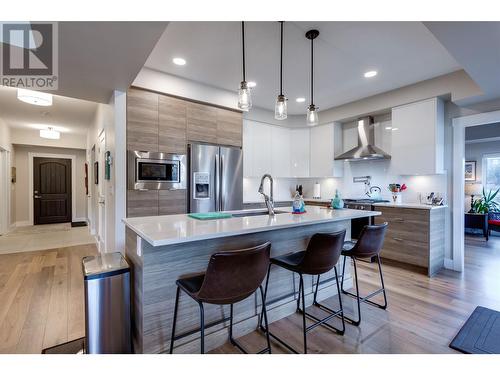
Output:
[{"left": 97, "top": 132, "right": 106, "bottom": 252}]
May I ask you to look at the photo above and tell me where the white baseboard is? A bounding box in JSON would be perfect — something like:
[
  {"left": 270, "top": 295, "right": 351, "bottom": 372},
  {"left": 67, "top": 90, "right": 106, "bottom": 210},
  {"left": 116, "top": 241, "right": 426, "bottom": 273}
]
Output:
[
  {"left": 444, "top": 258, "right": 454, "bottom": 270},
  {"left": 73, "top": 217, "right": 87, "bottom": 223},
  {"left": 15, "top": 221, "right": 31, "bottom": 227}
]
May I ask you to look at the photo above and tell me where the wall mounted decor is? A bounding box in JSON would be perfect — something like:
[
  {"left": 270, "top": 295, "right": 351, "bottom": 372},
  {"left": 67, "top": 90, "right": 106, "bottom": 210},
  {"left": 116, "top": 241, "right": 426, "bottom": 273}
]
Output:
[
  {"left": 85, "top": 163, "right": 89, "bottom": 195},
  {"left": 94, "top": 161, "right": 99, "bottom": 185},
  {"left": 465, "top": 161, "right": 476, "bottom": 181},
  {"left": 11, "top": 166, "right": 16, "bottom": 183},
  {"left": 105, "top": 151, "right": 112, "bottom": 180}
]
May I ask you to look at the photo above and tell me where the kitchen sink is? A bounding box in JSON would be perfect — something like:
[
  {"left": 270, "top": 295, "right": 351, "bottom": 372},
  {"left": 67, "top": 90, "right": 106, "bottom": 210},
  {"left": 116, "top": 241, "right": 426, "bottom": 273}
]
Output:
[{"left": 231, "top": 210, "right": 288, "bottom": 218}]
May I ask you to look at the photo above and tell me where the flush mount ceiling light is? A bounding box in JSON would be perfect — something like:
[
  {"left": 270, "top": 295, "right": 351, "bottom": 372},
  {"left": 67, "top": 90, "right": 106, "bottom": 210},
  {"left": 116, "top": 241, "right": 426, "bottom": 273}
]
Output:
[
  {"left": 296, "top": 97, "right": 306, "bottom": 103},
  {"left": 237, "top": 21, "right": 252, "bottom": 111},
  {"left": 172, "top": 57, "right": 186, "bottom": 66},
  {"left": 305, "top": 29, "right": 319, "bottom": 126},
  {"left": 364, "top": 70, "right": 377, "bottom": 78},
  {"left": 17, "top": 89, "right": 52, "bottom": 106},
  {"left": 39, "top": 127, "right": 60, "bottom": 139},
  {"left": 274, "top": 21, "right": 288, "bottom": 120}
]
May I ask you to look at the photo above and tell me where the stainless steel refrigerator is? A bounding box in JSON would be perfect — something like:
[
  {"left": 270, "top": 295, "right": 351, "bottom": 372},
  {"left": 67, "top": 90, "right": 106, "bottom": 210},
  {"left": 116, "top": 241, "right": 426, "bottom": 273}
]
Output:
[{"left": 188, "top": 143, "right": 243, "bottom": 213}]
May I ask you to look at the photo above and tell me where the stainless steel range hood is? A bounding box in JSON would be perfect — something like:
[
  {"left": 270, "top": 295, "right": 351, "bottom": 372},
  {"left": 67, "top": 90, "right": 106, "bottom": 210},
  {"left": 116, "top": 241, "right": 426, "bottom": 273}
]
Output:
[{"left": 335, "top": 116, "right": 391, "bottom": 161}]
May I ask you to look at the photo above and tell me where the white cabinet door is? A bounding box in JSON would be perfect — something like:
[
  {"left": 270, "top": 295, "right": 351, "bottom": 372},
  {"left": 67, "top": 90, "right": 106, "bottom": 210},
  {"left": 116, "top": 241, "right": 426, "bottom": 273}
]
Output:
[
  {"left": 310, "top": 123, "right": 334, "bottom": 177},
  {"left": 251, "top": 121, "right": 273, "bottom": 177},
  {"left": 391, "top": 98, "right": 444, "bottom": 175},
  {"left": 242, "top": 120, "right": 254, "bottom": 177},
  {"left": 271, "top": 126, "right": 291, "bottom": 177},
  {"left": 290, "top": 128, "right": 310, "bottom": 177}
]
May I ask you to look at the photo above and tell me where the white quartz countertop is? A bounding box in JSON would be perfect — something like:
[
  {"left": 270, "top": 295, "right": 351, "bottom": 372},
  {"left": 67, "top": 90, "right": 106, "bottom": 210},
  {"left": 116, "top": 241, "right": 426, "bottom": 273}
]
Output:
[
  {"left": 122, "top": 206, "right": 380, "bottom": 247},
  {"left": 372, "top": 202, "right": 448, "bottom": 210}
]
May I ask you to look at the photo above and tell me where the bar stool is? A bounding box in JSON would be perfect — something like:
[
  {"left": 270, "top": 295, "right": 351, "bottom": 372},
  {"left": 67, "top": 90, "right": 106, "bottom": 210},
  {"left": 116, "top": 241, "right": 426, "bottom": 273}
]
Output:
[
  {"left": 341, "top": 223, "right": 388, "bottom": 326},
  {"left": 260, "top": 230, "right": 346, "bottom": 354},
  {"left": 169, "top": 242, "right": 272, "bottom": 354}
]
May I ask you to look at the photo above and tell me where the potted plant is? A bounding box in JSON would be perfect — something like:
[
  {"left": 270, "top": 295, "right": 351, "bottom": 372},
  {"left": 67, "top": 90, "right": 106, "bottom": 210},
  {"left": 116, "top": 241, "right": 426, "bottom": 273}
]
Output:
[
  {"left": 473, "top": 187, "right": 500, "bottom": 213},
  {"left": 388, "top": 183, "right": 407, "bottom": 204}
]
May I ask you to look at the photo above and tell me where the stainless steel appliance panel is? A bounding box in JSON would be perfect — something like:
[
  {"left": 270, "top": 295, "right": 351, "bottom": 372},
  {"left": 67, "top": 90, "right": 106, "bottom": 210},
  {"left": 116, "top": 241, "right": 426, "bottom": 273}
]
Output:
[
  {"left": 189, "top": 143, "right": 218, "bottom": 213},
  {"left": 127, "top": 150, "right": 186, "bottom": 190},
  {"left": 219, "top": 146, "right": 243, "bottom": 211}
]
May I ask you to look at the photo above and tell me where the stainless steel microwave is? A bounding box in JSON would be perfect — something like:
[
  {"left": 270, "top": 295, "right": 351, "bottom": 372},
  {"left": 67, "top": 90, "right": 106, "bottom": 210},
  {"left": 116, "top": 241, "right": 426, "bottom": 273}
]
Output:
[{"left": 127, "top": 151, "right": 186, "bottom": 190}]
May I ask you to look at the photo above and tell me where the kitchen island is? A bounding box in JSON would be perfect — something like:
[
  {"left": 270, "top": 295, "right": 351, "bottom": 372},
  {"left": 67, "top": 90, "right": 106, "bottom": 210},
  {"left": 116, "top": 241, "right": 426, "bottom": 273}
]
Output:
[{"left": 123, "top": 206, "right": 380, "bottom": 354}]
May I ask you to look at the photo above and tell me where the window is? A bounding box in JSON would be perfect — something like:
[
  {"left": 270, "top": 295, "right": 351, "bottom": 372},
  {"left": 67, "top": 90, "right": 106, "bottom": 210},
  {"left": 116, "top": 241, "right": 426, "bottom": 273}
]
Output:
[{"left": 483, "top": 153, "right": 500, "bottom": 193}]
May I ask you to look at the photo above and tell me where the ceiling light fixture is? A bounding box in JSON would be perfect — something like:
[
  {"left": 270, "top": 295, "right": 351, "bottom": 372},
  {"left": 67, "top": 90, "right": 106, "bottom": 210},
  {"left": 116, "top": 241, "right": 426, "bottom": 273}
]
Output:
[
  {"left": 237, "top": 21, "right": 252, "bottom": 111},
  {"left": 274, "top": 21, "right": 288, "bottom": 120},
  {"left": 40, "top": 127, "right": 60, "bottom": 139},
  {"left": 296, "top": 97, "right": 306, "bottom": 103},
  {"left": 172, "top": 57, "right": 186, "bottom": 66},
  {"left": 247, "top": 81, "right": 257, "bottom": 88},
  {"left": 305, "top": 29, "right": 319, "bottom": 126},
  {"left": 17, "top": 89, "right": 52, "bottom": 106},
  {"left": 364, "top": 70, "right": 377, "bottom": 78}
]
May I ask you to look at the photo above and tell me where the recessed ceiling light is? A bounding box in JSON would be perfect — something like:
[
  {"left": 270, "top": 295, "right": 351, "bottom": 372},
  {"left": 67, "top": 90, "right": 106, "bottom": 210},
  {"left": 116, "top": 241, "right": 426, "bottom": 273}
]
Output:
[
  {"left": 364, "top": 70, "right": 378, "bottom": 78},
  {"left": 40, "top": 127, "right": 60, "bottom": 139},
  {"left": 385, "top": 126, "right": 392, "bottom": 130},
  {"left": 17, "top": 89, "right": 52, "bottom": 106},
  {"left": 172, "top": 57, "right": 186, "bottom": 66},
  {"left": 296, "top": 97, "right": 306, "bottom": 103},
  {"left": 392, "top": 127, "right": 399, "bottom": 131},
  {"left": 247, "top": 81, "right": 257, "bottom": 88}
]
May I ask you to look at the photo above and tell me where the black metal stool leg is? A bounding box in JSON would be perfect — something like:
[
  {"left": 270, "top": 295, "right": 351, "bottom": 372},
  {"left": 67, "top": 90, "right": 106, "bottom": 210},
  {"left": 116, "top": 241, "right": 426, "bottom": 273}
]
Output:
[
  {"left": 169, "top": 285, "right": 181, "bottom": 354},
  {"left": 341, "top": 256, "right": 347, "bottom": 293},
  {"left": 334, "top": 266, "right": 346, "bottom": 333},
  {"left": 377, "top": 256, "right": 388, "bottom": 309},
  {"left": 296, "top": 274, "right": 302, "bottom": 312},
  {"left": 198, "top": 302, "right": 205, "bottom": 354},
  {"left": 259, "top": 285, "right": 272, "bottom": 354},
  {"left": 299, "top": 274, "right": 307, "bottom": 354},
  {"left": 259, "top": 263, "right": 272, "bottom": 329},
  {"left": 313, "top": 275, "right": 320, "bottom": 304}
]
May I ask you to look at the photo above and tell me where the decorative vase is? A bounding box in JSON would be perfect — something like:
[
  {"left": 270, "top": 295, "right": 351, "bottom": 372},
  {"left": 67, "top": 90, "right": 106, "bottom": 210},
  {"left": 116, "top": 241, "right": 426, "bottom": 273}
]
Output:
[
  {"left": 331, "top": 189, "right": 344, "bottom": 209},
  {"left": 392, "top": 192, "right": 402, "bottom": 204}
]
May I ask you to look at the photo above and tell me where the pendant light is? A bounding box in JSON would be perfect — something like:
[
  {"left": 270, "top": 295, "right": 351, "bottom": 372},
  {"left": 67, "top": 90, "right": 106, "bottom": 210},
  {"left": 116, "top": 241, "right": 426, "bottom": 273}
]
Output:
[
  {"left": 274, "top": 21, "right": 287, "bottom": 120},
  {"left": 238, "top": 21, "right": 252, "bottom": 111},
  {"left": 305, "top": 29, "right": 319, "bottom": 126}
]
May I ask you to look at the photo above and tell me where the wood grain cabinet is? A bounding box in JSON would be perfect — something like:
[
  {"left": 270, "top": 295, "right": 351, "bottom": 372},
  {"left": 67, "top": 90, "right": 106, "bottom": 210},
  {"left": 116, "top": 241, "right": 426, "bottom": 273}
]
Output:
[
  {"left": 186, "top": 102, "right": 218, "bottom": 144},
  {"left": 216, "top": 108, "right": 242, "bottom": 147},
  {"left": 159, "top": 95, "right": 187, "bottom": 154},
  {"left": 159, "top": 190, "right": 187, "bottom": 215},
  {"left": 374, "top": 206, "right": 445, "bottom": 276},
  {"left": 127, "top": 88, "right": 159, "bottom": 152},
  {"left": 127, "top": 190, "right": 159, "bottom": 218}
]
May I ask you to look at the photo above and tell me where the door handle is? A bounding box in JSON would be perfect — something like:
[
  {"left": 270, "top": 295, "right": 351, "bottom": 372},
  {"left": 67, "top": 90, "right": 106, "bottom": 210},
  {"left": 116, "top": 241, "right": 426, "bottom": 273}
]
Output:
[{"left": 34, "top": 195, "right": 41, "bottom": 199}]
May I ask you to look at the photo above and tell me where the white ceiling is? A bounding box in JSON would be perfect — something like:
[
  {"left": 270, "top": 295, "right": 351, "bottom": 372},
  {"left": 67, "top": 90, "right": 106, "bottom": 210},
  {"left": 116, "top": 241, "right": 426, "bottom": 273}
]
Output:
[
  {"left": 145, "top": 21, "right": 461, "bottom": 114},
  {"left": 0, "top": 85, "right": 97, "bottom": 135}
]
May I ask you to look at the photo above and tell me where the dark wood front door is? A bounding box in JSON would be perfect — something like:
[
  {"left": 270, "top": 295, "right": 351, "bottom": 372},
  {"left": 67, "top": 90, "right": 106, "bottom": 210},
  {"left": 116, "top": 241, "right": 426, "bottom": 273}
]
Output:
[{"left": 34, "top": 157, "right": 72, "bottom": 225}]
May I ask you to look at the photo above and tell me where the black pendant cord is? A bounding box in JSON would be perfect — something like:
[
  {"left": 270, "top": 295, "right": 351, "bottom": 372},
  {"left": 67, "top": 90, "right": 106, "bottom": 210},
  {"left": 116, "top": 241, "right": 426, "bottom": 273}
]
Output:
[
  {"left": 242, "top": 21, "right": 246, "bottom": 82},
  {"left": 279, "top": 21, "right": 284, "bottom": 96},
  {"left": 310, "top": 35, "right": 314, "bottom": 106}
]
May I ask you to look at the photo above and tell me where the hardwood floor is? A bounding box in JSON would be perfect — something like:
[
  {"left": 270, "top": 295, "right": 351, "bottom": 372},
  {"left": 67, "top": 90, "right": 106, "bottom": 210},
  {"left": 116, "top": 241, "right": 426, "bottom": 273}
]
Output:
[
  {"left": 0, "top": 244, "right": 97, "bottom": 353},
  {"left": 210, "top": 235, "right": 500, "bottom": 354},
  {"left": 0, "top": 236, "right": 498, "bottom": 354}
]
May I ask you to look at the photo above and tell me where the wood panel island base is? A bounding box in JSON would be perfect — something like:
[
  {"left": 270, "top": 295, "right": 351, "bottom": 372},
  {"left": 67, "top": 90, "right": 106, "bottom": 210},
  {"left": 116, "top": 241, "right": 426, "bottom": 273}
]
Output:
[{"left": 123, "top": 207, "right": 380, "bottom": 354}]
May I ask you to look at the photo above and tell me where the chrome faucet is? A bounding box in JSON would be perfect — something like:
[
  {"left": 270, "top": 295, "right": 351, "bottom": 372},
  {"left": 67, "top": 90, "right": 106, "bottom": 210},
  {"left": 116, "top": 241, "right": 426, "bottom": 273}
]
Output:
[{"left": 258, "top": 174, "right": 275, "bottom": 215}]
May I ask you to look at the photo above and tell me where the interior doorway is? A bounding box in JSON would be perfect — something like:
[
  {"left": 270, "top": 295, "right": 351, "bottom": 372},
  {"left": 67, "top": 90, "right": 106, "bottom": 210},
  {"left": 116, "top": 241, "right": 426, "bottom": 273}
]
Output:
[
  {"left": 97, "top": 131, "right": 106, "bottom": 251},
  {"left": 33, "top": 157, "right": 72, "bottom": 225},
  {"left": 0, "top": 148, "right": 10, "bottom": 235}
]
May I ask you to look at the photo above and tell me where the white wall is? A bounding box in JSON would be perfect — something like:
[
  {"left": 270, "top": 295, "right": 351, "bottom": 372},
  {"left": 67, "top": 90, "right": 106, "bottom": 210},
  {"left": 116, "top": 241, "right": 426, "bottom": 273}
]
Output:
[
  {"left": 86, "top": 90, "right": 126, "bottom": 253},
  {"left": 0, "top": 119, "right": 14, "bottom": 231},
  {"left": 12, "top": 144, "right": 87, "bottom": 225},
  {"left": 11, "top": 128, "right": 87, "bottom": 149}
]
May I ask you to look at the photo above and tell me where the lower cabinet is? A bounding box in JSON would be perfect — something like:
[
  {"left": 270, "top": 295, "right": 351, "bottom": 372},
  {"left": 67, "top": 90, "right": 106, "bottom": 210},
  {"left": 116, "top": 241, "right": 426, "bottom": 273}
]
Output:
[
  {"left": 127, "top": 190, "right": 159, "bottom": 218},
  {"left": 159, "top": 190, "right": 187, "bottom": 215},
  {"left": 374, "top": 206, "right": 445, "bottom": 276}
]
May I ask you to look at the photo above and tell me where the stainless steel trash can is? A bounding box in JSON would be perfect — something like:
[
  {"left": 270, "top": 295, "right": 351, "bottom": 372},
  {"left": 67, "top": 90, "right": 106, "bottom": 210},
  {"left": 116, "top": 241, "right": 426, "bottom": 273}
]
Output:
[{"left": 82, "top": 252, "right": 131, "bottom": 354}]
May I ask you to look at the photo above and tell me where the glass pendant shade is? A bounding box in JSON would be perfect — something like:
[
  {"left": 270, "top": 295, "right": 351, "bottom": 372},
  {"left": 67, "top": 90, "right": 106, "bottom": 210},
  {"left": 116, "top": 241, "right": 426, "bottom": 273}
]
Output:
[
  {"left": 274, "top": 94, "right": 287, "bottom": 120},
  {"left": 238, "top": 81, "right": 252, "bottom": 111},
  {"left": 306, "top": 104, "right": 319, "bottom": 126}
]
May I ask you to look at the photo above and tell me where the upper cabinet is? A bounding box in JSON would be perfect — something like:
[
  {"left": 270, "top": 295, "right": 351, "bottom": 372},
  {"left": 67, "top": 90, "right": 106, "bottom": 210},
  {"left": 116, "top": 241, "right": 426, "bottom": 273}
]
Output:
[
  {"left": 127, "top": 88, "right": 159, "bottom": 152},
  {"left": 186, "top": 102, "right": 218, "bottom": 144},
  {"left": 391, "top": 97, "right": 444, "bottom": 175},
  {"left": 310, "top": 123, "right": 343, "bottom": 178},
  {"left": 216, "top": 108, "right": 242, "bottom": 147},
  {"left": 158, "top": 95, "right": 186, "bottom": 154},
  {"left": 243, "top": 120, "right": 343, "bottom": 178}
]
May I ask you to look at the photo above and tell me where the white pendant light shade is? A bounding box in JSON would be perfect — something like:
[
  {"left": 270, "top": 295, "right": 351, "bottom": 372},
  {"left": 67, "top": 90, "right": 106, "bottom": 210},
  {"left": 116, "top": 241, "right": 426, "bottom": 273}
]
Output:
[
  {"left": 306, "top": 104, "right": 319, "bottom": 127},
  {"left": 17, "top": 89, "right": 53, "bottom": 106},
  {"left": 238, "top": 81, "right": 252, "bottom": 111},
  {"left": 275, "top": 95, "right": 287, "bottom": 120},
  {"left": 40, "top": 127, "right": 60, "bottom": 139}
]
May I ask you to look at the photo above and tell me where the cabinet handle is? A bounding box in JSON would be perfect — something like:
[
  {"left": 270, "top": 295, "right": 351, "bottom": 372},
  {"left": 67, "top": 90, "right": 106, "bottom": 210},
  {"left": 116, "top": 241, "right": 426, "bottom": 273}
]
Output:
[{"left": 393, "top": 237, "right": 404, "bottom": 242}]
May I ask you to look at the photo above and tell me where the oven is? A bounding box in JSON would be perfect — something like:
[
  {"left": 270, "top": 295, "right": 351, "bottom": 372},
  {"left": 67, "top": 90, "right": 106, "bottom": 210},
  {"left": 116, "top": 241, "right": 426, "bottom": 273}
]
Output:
[{"left": 127, "top": 151, "right": 186, "bottom": 190}]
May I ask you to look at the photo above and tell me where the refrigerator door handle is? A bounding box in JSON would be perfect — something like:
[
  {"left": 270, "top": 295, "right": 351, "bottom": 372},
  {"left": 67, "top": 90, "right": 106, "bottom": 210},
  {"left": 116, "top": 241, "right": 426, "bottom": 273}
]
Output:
[
  {"left": 215, "top": 153, "right": 220, "bottom": 212},
  {"left": 219, "top": 153, "right": 224, "bottom": 212}
]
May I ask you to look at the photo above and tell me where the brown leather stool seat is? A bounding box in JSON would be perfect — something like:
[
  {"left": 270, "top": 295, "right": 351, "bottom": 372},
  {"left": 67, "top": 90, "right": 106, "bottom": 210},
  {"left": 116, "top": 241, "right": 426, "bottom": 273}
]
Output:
[
  {"left": 341, "top": 223, "right": 389, "bottom": 326},
  {"left": 169, "top": 242, "right": 272, "bottom": 354},
  {"left": 260, "top": 231, "right": 346, "bottom": 354}
]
